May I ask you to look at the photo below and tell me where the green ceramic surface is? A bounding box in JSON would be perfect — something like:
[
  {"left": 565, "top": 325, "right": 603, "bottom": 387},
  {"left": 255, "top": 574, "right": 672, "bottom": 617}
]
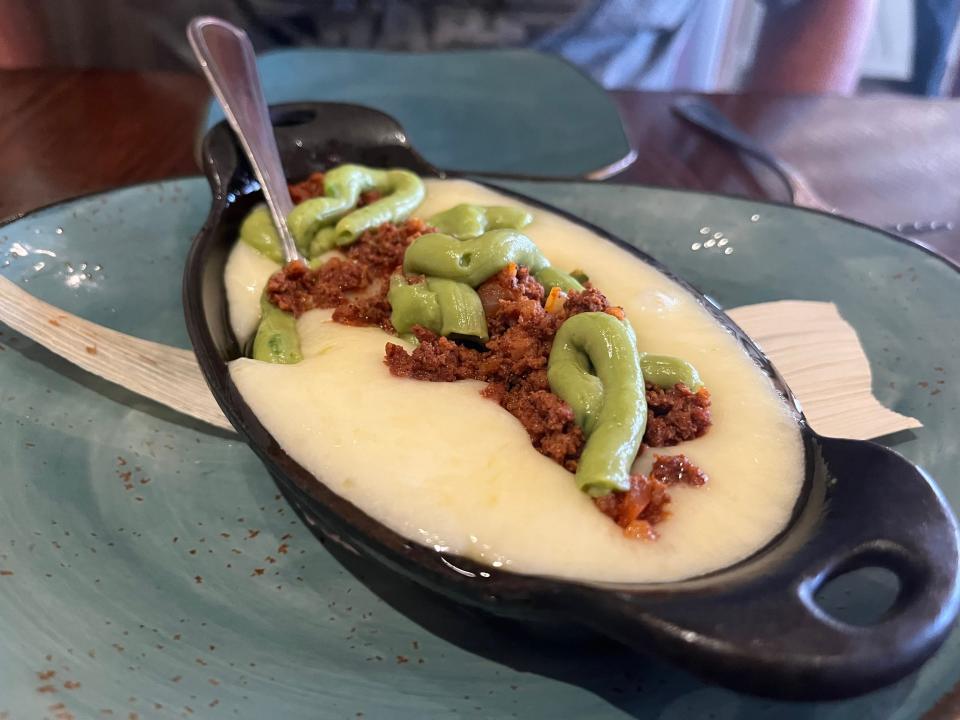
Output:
[
  {"left": 201, "top": 49, "right": 632, "bottom": 178},
  {"left": 1, "top": 179, "right": 958, "bottom": 719}
]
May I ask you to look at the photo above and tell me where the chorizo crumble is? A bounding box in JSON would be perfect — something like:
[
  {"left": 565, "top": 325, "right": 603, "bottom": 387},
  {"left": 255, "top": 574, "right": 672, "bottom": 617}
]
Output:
[
  {"left": 268, "top": 178, "right": 712, "bottom": 538},
  {"left": 593, "top": 454, "right": 706, "bottom": 540}
]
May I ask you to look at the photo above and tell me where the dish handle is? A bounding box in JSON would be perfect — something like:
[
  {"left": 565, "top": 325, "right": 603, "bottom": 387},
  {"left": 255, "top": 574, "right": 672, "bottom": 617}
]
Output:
[
  {"left": 200, "top": 100, "right": 444, "bottom": 197},
  {"left": 591, "top": 436, "right": 960, "bottom": 699}
]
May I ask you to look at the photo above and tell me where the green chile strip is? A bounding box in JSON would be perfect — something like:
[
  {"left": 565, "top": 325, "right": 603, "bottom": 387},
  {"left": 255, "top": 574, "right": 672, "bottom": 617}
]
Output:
[
  {"left": 428, "top": 204, "right": 533, "bottom": 239},
  {"left": 547, "top": 350, "right": 702, "bottom": 424},
  {"left": 388, "top": 276, "right": 487, "bottom": 341},
  {"left": 403, "top": 229, "right": 549, "bottom": 287},
  {"left": 428, "top": 278, "right": 489, "bottom": 341},
  {"left": 404, "top": 228, "right": 585, "bottom": 293},
  {"left": 388, "top": 276, "right": 442, "bottom": 336},
  {"left": 288, "top": 165, "right": 424, "bottom": 256},
  {"left": 239, "top": 205, "right": 287, "bottom": 264},
  {"left": 639, "top": 353, "right": 703, "bottom": 391},
  {"left": 534, "top": 267, "right": 585, "bottom": 293},
  {"left": 547, "top": 312, "right": 646, "bottom": 496},
  {"left": 252, "top": 295, "right": 302, "bottom": 364}
]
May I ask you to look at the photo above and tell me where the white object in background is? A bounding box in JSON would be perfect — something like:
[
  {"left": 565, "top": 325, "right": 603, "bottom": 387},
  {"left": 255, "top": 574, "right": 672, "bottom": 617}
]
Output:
[
  {"left": 713, "top": 0, "right": 766, "bottom": 91},
  {"left": 860, "top": 0, "right": 915, "bottom": 81},
  {"left": 671, "top": 0, "right": 737, "bottom": 91}
]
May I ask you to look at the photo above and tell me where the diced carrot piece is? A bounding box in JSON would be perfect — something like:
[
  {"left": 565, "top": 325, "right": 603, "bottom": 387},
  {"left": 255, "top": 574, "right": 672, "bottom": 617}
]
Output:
[{"left": 545, "top": 286, "right": 567, "bottom": 314}]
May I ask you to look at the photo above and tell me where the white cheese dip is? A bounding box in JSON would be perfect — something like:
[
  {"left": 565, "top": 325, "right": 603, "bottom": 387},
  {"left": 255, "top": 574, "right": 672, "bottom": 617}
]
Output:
[{"left": 224, "top": 179, "right": 803, "bottom": 583}]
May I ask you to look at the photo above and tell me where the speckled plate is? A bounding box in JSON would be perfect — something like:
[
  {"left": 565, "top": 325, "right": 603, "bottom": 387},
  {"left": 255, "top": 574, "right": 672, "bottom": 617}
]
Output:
[
  {"left": 1, "top": 179, "right": 958, "bottom": 719},
  {"left": 200, "top": 48, "right": 633, "bottom": 178}
]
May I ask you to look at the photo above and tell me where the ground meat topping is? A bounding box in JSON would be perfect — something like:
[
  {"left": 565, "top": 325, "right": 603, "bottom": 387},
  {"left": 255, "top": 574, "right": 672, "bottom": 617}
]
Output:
[
  {"left": 288, "top": 174, "right": 381, "bottom": 207},
  {"left": 476, "top": 265, "right": 546, "bottom": 335},
  {"left": 265, "top": 258, "right": 368, "bottom": 317},
  {"left": 344, "top": 219, "right": 434, "bottom": 278},
  {"left": 557, "top": 286, "right": 610, "bottom": 319},
  {"left": 385, "top": 327, "right": 484, "bottom": 382},
  {"left": 594, "top": 474, "right": 672, "bottom": 541},
  {"left": 649, "top": 453, "right": 708, "bottom": 487},
  {"left": 288, "top": 172, "right": 326, "bottom": 204},
  {"left": 358, "top": 189, "right": 383, "bottom": 207},
  {"left": 331, "top": 284, "right": 394, "bottom": 331},
  {"left": 594, "top": 454, "right": 707, "bottom": 540},
  {"left": 644, "top": 383, "right": 713, "bottom": 447},
  {"left": 483, "top": 384, "right": 584, "bottom": 472},
  {"left": 264, "top": 219, "right": 434, "bottom": 323}
]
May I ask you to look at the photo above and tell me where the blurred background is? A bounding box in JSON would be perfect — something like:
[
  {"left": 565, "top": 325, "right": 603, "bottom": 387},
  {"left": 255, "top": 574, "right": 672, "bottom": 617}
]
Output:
[{"left": 1, "top": 0, "right": 957, "bottom": 96}]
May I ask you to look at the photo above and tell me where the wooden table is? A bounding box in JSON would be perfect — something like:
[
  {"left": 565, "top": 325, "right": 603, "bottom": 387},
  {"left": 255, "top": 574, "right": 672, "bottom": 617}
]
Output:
[{"left": 2, "top": 68, "right": 959, "bottom": 264}]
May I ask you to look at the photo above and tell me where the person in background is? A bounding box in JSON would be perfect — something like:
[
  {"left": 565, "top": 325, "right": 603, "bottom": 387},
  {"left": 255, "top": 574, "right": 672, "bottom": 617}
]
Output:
[{"left": 1, "top": 0, "right": 877, "bottom": 94}]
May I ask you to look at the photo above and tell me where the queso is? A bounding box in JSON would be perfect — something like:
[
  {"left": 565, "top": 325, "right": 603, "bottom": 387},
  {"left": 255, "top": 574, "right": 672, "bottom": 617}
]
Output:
[{"left": 222, "top": 168, "right": 804, "bottom": 583}]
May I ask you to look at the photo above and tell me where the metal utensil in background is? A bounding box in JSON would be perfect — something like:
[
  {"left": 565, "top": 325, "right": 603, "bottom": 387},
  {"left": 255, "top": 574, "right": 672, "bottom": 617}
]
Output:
[
  {"left": 672, "top": 98, "right": 954, "bottom": 238},
  {"left": 673, "top": 97, "right": 835, "bottom": 212},
  {"left": 187, "top": 16, "right": 305, "bottom": 264}
]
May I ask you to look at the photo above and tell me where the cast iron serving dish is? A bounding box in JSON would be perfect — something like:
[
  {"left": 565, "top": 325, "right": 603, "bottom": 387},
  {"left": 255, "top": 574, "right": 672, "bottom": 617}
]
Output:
[{"left": 184, "top": 101, "right": 960, "bottom": 700}]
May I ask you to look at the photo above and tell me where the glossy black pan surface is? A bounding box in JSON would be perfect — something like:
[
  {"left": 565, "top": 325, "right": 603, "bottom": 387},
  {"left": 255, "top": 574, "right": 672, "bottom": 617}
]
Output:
[{"left": 183, "top": 101, "right": 960, "bottom": 700}]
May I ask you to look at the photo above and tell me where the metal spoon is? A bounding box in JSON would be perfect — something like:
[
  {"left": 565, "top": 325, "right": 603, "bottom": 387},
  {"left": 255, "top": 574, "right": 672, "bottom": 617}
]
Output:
[{"left": 187, "top": 16, "right": 304, "bottom": 265}]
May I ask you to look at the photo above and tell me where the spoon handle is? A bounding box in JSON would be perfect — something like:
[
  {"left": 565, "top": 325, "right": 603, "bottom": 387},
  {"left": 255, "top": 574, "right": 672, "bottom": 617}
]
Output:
[{"left": 187, "top": 16, "right": 302, "bottom": 264}]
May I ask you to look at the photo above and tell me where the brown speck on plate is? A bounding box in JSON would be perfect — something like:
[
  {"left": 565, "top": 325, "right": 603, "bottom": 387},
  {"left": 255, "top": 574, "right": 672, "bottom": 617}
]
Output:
[{"left": 85, "top": 345, "right": 97, "bottom": 355}]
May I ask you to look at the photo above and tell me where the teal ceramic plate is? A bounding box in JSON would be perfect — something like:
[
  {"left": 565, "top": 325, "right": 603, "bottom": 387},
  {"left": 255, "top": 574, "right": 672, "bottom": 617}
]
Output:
[
  {"left": 200, "top": 49, "right": 633, "bottom": 178},
  {"left": 1, "top": 179, "right": 958, "bottom": 719}
]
